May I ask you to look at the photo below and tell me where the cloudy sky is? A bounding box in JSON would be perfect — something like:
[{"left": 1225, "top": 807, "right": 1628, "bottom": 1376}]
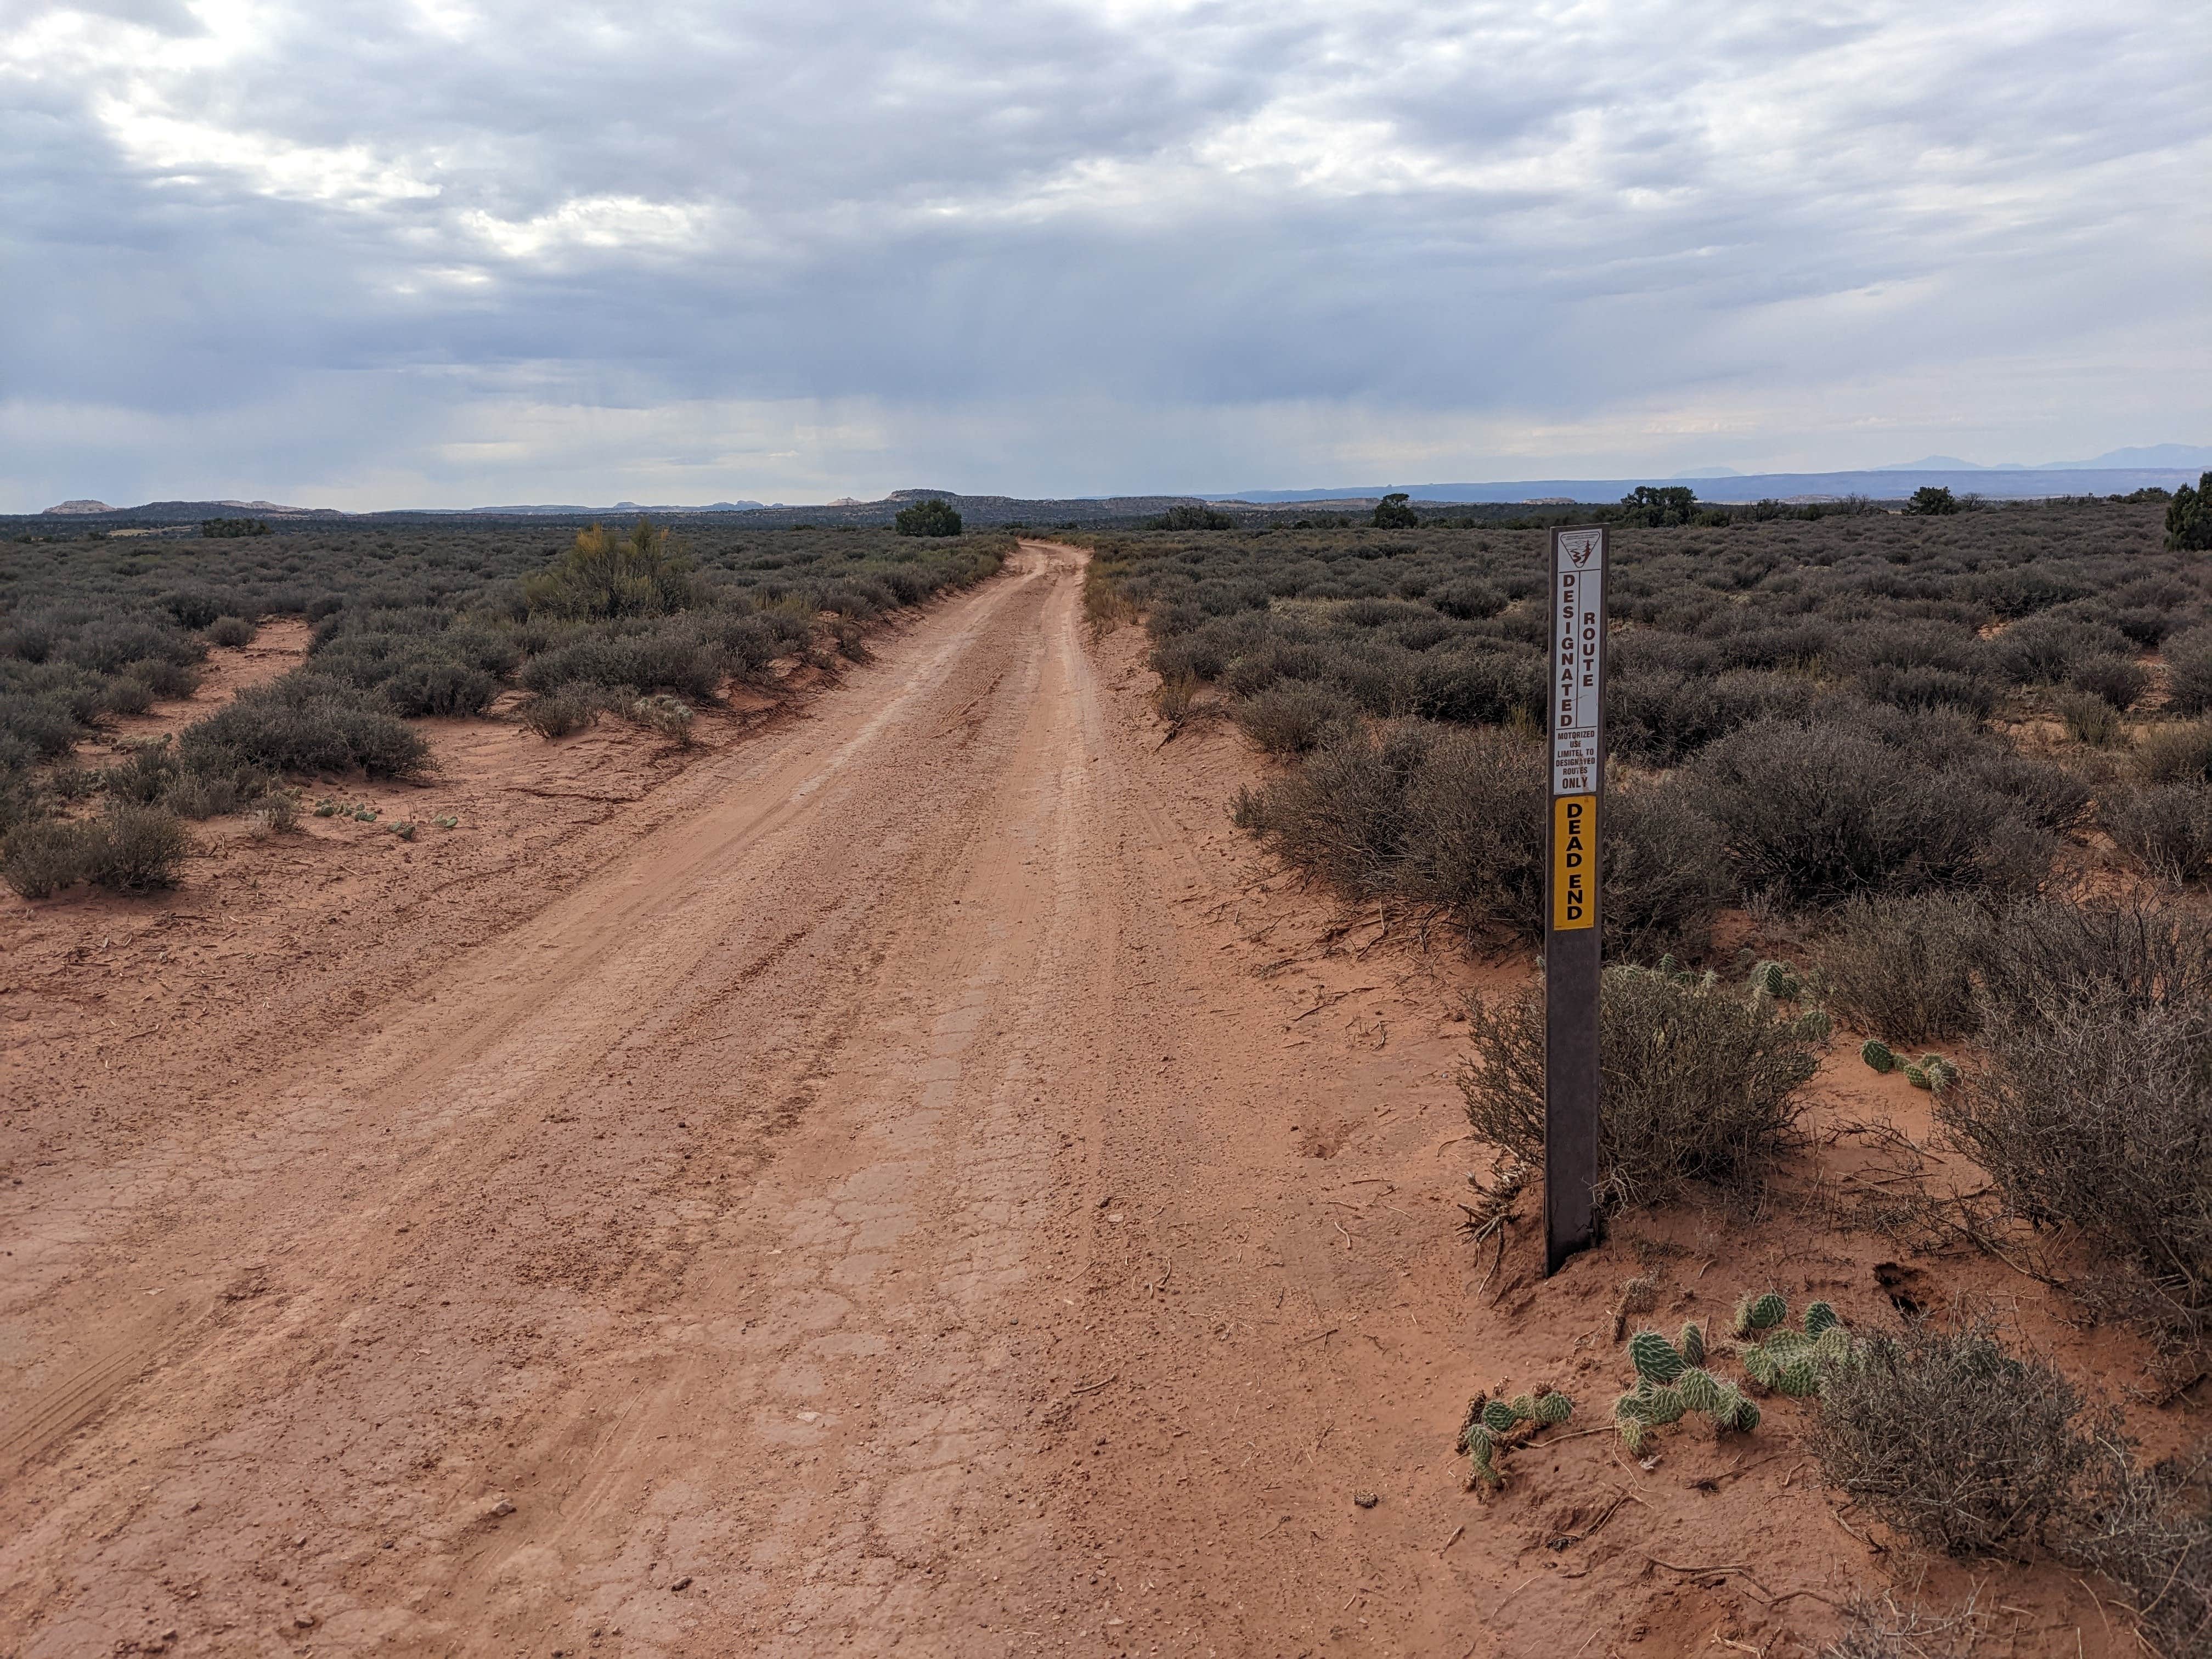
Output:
[{"left": 3, "top": 0, "right": 2206, "bottom": 510}]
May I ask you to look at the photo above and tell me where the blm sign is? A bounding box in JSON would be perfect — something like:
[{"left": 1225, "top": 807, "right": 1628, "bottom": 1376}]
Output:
[{"left": 1544, "top": 526, "right": 1606, "bottom": 1274}]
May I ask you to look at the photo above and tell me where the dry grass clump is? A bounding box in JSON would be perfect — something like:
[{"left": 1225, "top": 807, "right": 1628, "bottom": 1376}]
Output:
[
  {"left": 1460, "top": 963, "right": 1818, "bottom": 1212},
  {"left": 1813, "top": 1321, "right": 2094, "bottom": 1559}
]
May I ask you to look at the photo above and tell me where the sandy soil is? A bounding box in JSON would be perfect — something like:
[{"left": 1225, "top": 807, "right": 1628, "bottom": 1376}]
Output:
[{"left": 0, "top": 546, "right": 2192, "bottom": 1656}]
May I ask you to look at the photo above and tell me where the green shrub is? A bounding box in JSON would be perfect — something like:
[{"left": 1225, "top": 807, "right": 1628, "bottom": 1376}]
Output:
[
  {"left": 2166, "top": 472, "right": 2212, "bottom": 552},
  {"left": 894, "top": 498, "right": 963, "bottom": 537},
  {"left": 1905, "top": 486, "right": 1959, "bottom": 516},
  {"left": 205, "top": 616, "right": 256, "bottom": 648},
  {"left": 523, "top": 518, "right": 696, "bottom": 618},
  {"left": 1812, "top": 1322, "right": 2092, "bottom": 1558},
  {"left": 1460, "top": 962, "right": 1818, "bottom": 1210},
  {"left": 1370, "top": 493, "right": 1418, "bottom": 529}
]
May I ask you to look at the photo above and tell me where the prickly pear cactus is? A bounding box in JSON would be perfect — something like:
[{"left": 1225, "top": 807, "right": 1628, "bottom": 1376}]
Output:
[
  {"left": 1750, "top": 960, "right": 1802, "bottom": 1000},
  {"left": 1458, "top": 1388, "right": 1572, "bottom": 1488},
  {"left": 1904, "top": 1063, "right": 1931, "bottom": 1088},
  {"left": 1803, "top": 1302, "right": 1839, "bottom": 1336},
  {"left": 1678, "top": 1367, "right": 1723, "bottom": 1416},
  {"left": 1734, "top": 1291, "right": 1788, "bottom": 1335},
  {"left": 1795, "top": 1007, "right": 1834, "bottom": 1043},
  {"left": 1679, "top": 1321, "right": 1707, "bottom": 1367},
  {"left": 1861, "top": 1039, "right": 1897, "bottom": 1074},
  {"left": 1628, "top": 1329, "right": 1686, "bottom": 1384}
]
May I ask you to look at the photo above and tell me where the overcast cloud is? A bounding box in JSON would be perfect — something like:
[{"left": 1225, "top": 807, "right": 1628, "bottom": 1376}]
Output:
[{"left": 2, "top": 0, "right": 2206, "bottom": 509}]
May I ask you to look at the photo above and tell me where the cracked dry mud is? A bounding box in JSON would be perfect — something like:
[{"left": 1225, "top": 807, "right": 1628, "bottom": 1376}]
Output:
[{"left": 0, "top": 546, "right": 2142, "bottom": 1657}]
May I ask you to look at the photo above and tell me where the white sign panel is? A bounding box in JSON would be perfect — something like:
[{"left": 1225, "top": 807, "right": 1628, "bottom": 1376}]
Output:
[{"left": 1550, "top": 528, "right": 1605, "bottom": 796}]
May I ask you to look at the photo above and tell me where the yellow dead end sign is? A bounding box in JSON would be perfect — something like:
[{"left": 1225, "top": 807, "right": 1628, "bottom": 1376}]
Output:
[{"left": 1551, "top": 794, "right": 1595, "bottom": 930}]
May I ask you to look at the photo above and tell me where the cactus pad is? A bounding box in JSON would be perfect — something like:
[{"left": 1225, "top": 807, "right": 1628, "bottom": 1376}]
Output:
[
  {"left": 1860, "top": 1039, "right": 1896, "bottom": 1074},
  {"left": 1750, "top": 960, "right": 1802, "bottom": 1000},
  {"left": 1678, "top": 1368, "right": 1723, "bottom": 1415},
  {"left": 1735, "top": 1291, "right": 1788, "bottom": 1335},
  {"left": 1534, "top": 1390, "right": 1574, "bottom": 1426},
  {"left": 1904, "top": 1063, "right": 1931, "bottom": 1089},
  {"left": 1775, "top": 1358, "right": 1820, "bottom": 1396},
  {"left": 1628, "top": 1329, "right": 1686, "bottom": 1384},
  {"left": 1678, "top": 1321, "right": 1707, "bottom": 1367},
  {"left": 1803, "top": 1301, "right": 1839, "bottom": 1336},
  {"left": 1481, "top": 1398, "right": 1519, "bottom": 1434}
]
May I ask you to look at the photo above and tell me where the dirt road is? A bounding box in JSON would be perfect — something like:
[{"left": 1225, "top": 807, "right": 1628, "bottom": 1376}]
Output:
[{"left": 0, "top": 546, "right": 2115, "bottom": 1657}]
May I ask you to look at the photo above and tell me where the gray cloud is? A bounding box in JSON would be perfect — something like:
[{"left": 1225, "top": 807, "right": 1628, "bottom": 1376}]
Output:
[{"left": 2, "top": 0, "right": 2205, "bottom": 508}]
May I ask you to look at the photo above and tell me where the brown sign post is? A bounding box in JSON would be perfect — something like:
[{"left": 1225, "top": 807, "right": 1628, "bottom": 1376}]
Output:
[{"left": 1543, "top": 526, "right": 1606, "bottom": 1275}]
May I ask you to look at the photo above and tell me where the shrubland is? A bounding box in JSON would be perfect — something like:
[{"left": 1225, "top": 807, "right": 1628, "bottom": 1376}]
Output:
[{"left": 1, "top": 515, "right": 1006, "bottom": 897}]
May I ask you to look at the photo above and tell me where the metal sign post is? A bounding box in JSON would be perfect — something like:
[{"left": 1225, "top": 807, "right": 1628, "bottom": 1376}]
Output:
[{"left": 1543, "top": 525, "right": 1607, "bottom": 1276}]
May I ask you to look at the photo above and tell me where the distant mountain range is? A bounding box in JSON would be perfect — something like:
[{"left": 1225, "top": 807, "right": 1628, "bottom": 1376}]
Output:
[
  {"left": 1874, "top": 444, "right": 2212, "bottom": 472},
  {"left": 24, "top": 445, "right": 2207, "bottom": 522}
]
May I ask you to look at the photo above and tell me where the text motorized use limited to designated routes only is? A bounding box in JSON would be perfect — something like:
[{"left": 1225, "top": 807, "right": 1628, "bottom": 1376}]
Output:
[{"left": 1550, "top": 527, "right": 1605, "bottom": 797}]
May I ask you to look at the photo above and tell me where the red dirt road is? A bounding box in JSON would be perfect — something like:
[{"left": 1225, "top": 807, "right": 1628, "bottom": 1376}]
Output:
[{"left": 0, "top": 547, "right": 2135, "bottom": 1656}]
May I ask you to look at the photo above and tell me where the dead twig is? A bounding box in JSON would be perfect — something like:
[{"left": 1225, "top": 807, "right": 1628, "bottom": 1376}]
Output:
[{"left": 1068, "top": 1374, "right": 1118, "bottom": 1396}]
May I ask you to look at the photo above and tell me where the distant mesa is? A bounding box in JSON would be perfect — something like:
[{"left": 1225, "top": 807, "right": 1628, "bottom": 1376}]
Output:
[
  {"left": 826, "top": 497, "right": 863, "bottom": 507},
  {"left": 43, "top": 500, "right": 114, "bottom": 515},
  {"left": 1876, "top": 455, "right": 1988, "bottom": 471},
  {"left": 1671, "top": 467, "right": 1743, "bottom": 479}
]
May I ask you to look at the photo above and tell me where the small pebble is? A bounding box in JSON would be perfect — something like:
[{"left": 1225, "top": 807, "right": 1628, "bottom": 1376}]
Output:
[{"left": 1353, "top": 1492, "right": 1380, "bottom": 1509}]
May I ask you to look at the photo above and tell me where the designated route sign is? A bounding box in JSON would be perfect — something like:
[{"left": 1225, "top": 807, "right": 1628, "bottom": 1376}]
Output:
[{"left": 1544, "top": 526, "right": 1607, "bottom": 1274}]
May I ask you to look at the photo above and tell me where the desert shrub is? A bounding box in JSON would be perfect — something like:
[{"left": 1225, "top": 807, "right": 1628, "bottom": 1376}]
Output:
[
  {"left": 2138, "top": 721, "right": 2212, "bottom": 786},
  {"left": 2166, "top": 627, "right": 2212, "bottom": 718},
  {"left": 1939, "top": 995, "right": 2212, "bottom": 1334},
  {"left": 1607, "top": 664, "right": 1812, "bottom": 765},
  {"left": 520, "top": 687, "right": 600, "bottom": 738},
  {"left": 1686, "top": 718, "right": 2047, "bottom": 907},
  {"left": 1858, "top": 663, "right": 1997, "bottom": 718},
  {"left": 1809, "top": 893, "right": 1987, "bottom": 1043},
  {"left": 1974, "top": 898, "right": 2212, "bottom": 1023},
  {"left": 164, "top": 766, "right": 259, "bottom": 820},
  {"left": 181, "top": 673, "right": 432, "bottom": 780},
  {"left": 91, "top": 803, "right": 191, "bottom": 890},
  {"left": 2103, "top": 783, "right": 2212, "bottom": 882},
  {"left": 523, "top": 518, "right": 696, "bottom": 618},
  {"left": 1406, "top": 645, "right": 1545, "bottom": 726},
  {"left": 1955, "top": 747, "right": 2092, "bottom": 833},
  {"left": 2066, "top": 1443, "right": 2212, "bottom": 1657},
  {"left": 205, "top": 615, "right": 256, "bottom": 648},
  {"left": 1990, "top": 616, "right": 2134, "bottom": 686},
  {"left": 1602, "top": 783, "right": 1732, "bottom": 960},
  {"left": 1149, "top": 631, "right": 1228, "bottom": 684},
  {"left": 1431, "top": 579, "right": 1505, "bottom": 620},
  {"left": 630, "top": 693, "right": 695, "bottom": 745},
  {"left": 1386, "top": 726, "right": 1550, "bottom": 931},
  {"left": 1235, "top": 679, "right": 1355, "bottom": 755},
  {"left": 2056, "top": 690, "right": 2123, "bottom": 747},
  {"left": 1813, "top": 1322, "right": 2093, "bottom": 1558},
  {"left": 2, "top": 817, "right": 94, "bottom": 898},
  {"left": 518, "top": 629, "right": 723, "bottom": 699},
  {"left": 380, "top": 655, "right": 498, "bottom": 718},
  {"left": 2069, "top": 653, "right": 2151, "bottom": 710},
  {"left": 1460, "top": 963, "right": 1817, "bottom": 1210}
]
